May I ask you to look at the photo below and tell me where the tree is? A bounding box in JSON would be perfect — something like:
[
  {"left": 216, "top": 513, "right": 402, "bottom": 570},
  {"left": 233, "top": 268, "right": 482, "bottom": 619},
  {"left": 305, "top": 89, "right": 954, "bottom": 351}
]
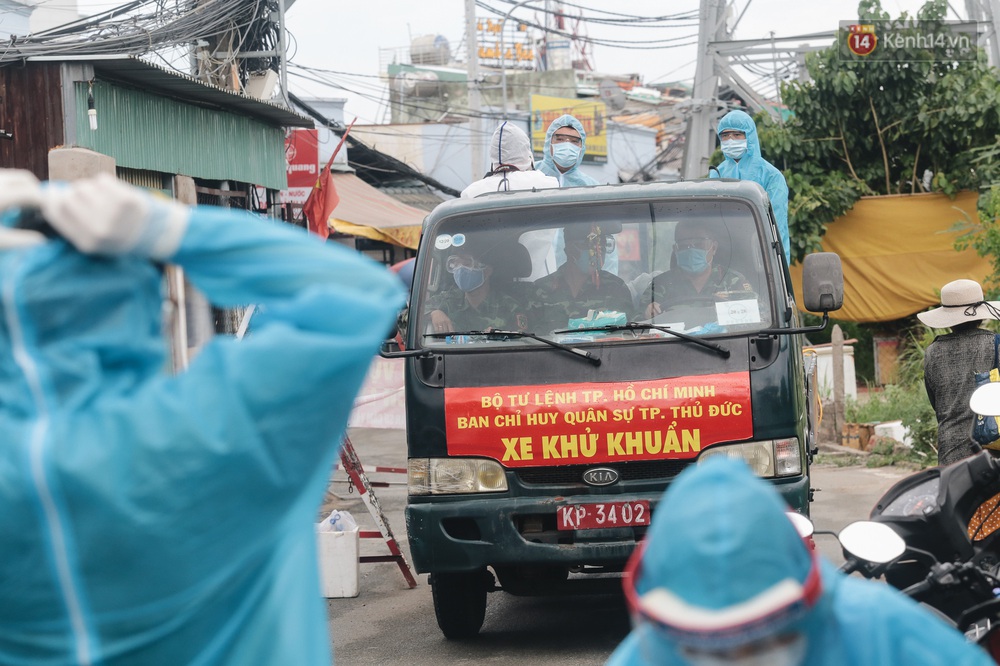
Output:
[{"left": 756, "top": 0, "right": 1000, "bottom": 263}]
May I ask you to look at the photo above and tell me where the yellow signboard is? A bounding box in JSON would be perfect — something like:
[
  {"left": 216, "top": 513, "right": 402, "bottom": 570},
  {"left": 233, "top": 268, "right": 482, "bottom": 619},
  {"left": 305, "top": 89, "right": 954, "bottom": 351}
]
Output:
[{"left": 530, "top": 95, "right": 608, "bottom": 163}]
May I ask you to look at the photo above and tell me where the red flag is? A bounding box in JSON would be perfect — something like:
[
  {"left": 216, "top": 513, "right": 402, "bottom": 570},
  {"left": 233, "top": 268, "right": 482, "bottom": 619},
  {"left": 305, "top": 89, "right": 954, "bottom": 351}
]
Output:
[
  {"left": 302, "top": 166, "right": 337, "bottom": 239},
  {"left": 302, "top": 117, "right": 356, "bottom": 240}
]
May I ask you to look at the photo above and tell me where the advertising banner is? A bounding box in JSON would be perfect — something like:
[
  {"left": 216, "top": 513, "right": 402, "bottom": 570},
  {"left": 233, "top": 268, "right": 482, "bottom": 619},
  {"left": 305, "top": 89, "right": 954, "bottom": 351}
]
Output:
[
  {"left": 445, "top": 373, "right": 753, "bottom": 467},
  {"left": 282, "top": 128, "right": 319, "bottom": 205}
]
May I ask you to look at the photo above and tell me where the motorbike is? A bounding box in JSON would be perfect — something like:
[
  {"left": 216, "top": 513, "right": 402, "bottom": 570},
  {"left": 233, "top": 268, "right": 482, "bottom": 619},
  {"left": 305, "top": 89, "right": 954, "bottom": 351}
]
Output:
[{"left": 828, "top": 382, "right": 1000, "bottom": 661}]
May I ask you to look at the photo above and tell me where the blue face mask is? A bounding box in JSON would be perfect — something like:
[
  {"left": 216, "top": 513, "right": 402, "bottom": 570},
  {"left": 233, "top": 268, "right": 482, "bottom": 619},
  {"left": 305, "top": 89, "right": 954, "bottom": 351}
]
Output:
[
  {"left": 453, "top": 265, "right": 486, "bottom": 292},
  {"left": 721, "top": 138, "right": 748, "bottom": 161},
  {"left": 677, "top": 247, "right": 710, "bottom": 274},
  {"left": 552, "top": 143, "right": 581, "bottom": 169}
]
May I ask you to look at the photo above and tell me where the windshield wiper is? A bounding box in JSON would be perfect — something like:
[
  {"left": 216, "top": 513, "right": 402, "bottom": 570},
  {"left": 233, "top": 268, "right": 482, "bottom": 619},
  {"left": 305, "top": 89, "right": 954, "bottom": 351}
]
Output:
[
  {"left": 552, "top": 322, "right": 730, "bottom": 358},
  {"left": 424, "top": 330, "right": 601, "bottom": 366}
]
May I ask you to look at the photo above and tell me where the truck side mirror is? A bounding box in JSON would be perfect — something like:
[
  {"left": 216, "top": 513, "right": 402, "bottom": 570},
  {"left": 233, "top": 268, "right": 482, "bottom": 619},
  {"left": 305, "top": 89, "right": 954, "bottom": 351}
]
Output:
[{"left": 801, "top": 252, "right": 844, "bottom": 313}]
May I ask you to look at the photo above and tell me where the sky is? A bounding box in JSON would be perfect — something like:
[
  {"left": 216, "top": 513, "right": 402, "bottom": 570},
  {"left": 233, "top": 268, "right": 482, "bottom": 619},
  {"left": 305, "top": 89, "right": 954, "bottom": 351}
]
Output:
[{"left": 280, "top": 0, "right": 938, "bottom": 125}]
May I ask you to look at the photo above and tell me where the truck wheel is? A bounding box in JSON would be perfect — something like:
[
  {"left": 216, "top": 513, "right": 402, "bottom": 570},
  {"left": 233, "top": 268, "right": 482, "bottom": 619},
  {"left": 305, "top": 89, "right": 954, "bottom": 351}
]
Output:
[{"left": 430, "top": 570, "right": 488, "bottom": 639}]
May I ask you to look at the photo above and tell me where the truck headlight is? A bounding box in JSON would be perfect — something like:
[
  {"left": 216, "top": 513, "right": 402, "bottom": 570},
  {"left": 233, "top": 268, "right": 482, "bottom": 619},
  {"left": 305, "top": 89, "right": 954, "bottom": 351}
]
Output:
[
  {"left": 408, "top": 458, "right": 509, "bottom": 495},
  {"left": 698, "top": 438, "right": 801, "bottom": 478}
]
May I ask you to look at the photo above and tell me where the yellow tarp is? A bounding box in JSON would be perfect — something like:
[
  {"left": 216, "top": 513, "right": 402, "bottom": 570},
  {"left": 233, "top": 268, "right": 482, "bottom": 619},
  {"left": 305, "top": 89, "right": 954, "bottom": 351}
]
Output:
[
  {"left": 789, "top": 191, "right": 992, "bottom": 323},
  {"left": 328, "top": 172, "right": 425, "bottom": 250}
]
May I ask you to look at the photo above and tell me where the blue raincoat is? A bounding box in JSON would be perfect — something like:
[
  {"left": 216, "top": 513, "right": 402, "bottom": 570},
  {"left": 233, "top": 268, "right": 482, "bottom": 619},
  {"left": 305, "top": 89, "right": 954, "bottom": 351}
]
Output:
[
  {"left": 711, "top": 110, "right": 790, "bottom": 264},
  {"left": 607, "top": 459, "right": 991, "bottom": 665},
  {"left": 535, "top": 114, "right": 600, "bottom": 187},
  {"left": 0, "top": 204, "right": 405, "bottom": 665}
]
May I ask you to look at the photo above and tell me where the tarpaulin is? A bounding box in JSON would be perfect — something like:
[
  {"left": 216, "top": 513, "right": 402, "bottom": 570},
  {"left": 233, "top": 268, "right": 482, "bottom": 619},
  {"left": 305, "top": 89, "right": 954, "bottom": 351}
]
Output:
[
  {"left": 329, "top": 172, "right": 425, "bottom": 249},
  {"left": 789, "top": 191, "right": 992, "bottom": 323}
]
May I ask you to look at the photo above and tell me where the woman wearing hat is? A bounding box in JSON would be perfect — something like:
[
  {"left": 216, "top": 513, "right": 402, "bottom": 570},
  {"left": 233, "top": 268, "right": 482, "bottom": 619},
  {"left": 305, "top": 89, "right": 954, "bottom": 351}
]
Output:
[{"left": 919, "top": 279, "right": 1000, "bottom": 465}]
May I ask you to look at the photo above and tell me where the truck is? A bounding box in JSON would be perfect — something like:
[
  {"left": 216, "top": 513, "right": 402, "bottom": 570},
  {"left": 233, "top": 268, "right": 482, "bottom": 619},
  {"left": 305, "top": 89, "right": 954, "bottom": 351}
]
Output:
[{"left": 380, "top": 179, "right": 844, "bottom": 638}]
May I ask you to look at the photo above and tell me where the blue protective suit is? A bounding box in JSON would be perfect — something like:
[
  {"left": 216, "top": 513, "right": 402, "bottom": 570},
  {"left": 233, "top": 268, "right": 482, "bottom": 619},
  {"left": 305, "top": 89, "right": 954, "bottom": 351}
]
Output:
[
  {"left": 710, "top": 110, "right": 790, "bottom": 264},
  {"left": 606, "top": 459, "right": 992, "bottom": 666},
  {"left": 535, "top": 114, "right": 600, "bottom": 187},
  {"left": 0, "top": 205, "right": 404, "bottom": 665}
]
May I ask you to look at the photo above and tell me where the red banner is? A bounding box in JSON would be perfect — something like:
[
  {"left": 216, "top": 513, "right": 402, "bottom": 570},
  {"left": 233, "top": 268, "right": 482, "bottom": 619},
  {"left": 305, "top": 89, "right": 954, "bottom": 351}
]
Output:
[
  {"left": 445, "top": 373, "right": 753, "bottom": 468},
  {"left": 285, "top": 129, "right": 319, "bottom": 188}
]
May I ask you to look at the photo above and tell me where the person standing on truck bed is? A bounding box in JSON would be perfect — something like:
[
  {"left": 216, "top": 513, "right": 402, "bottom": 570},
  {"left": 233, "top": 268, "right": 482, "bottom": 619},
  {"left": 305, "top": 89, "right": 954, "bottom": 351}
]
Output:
[
  {"left": 426, "top": 239, "right": 528, "bottom": 333},
  {"left": 710, "top": 109, "right": 790, "bottom": 265},
  {"left": 528, "top": 222, "right": 632, "bottom": 333},
  {"left": 643, "top": 219, "right": 754, "bottom": 319},
  {"left": 461, "top": 121, "right": 557, "bottom": 198}
]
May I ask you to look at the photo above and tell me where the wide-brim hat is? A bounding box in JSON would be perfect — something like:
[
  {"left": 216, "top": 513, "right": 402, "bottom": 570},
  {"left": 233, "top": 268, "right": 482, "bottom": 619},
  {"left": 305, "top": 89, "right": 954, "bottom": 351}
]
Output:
[{"left": 917, "top": 279, "right": 1000, "bottom": 329}]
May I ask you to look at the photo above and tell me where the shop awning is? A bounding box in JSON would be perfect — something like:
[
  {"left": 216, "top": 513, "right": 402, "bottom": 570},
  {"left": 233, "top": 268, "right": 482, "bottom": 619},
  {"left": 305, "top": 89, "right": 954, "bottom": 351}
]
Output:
[
  {"left": 328, "top": 172, "right": 427, "bottom": 249},
  {"left": 789, "top": 190, "right": 991, "bottom": 323}
]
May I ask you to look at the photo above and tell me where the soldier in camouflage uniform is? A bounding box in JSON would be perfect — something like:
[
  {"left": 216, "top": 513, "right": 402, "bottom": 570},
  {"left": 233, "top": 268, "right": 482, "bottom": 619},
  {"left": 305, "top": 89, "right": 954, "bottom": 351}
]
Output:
[
  {"left": 528, "top": 223, "right": 633, "bottom": 333},
  {"left": 426, "top": 247, "right": 528, "bottom": 333},
  {"left": 643, "top": 219, "right": 755, "bottom": 318}
]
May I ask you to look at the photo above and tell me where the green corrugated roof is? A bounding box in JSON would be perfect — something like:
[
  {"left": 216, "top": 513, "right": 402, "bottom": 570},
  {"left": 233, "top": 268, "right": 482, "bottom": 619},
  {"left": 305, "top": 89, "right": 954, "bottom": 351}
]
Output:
[{"left": 73, "top": 81, "right": 288, "bottom": 190}]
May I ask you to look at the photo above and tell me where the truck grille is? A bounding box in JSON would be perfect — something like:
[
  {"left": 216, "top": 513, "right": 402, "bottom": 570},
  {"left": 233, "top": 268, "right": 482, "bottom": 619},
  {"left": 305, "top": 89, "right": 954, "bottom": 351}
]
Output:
[{"left": 515, "top": 460, "right": 693, "bottom": 486}]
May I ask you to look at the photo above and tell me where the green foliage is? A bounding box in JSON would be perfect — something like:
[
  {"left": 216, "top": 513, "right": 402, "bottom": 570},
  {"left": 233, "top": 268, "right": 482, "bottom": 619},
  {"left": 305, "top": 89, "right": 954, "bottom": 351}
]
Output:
[
  {"left": 761, "top": 0, "right": 1000, "bottom": 263},
  {"left": 956, "top": 185, "right": 1000, "bottom": 297},
  {"left": 843, "top": 326, "right": 939, "bottom": 467},
  {"left": 845, "top": 384, "right": 938, "bottom": 465}
]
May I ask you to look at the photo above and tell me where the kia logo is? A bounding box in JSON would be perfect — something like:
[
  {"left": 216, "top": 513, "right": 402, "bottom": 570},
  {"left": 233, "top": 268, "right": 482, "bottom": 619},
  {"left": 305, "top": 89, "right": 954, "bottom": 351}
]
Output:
[{"left": 582, "top": 467, "right": 619, "bottom": 486}]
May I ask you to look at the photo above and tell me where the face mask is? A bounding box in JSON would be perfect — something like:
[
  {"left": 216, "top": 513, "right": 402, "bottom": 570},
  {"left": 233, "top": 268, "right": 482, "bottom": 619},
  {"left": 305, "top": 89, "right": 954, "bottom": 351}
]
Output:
[
  {"left": 682, "top": 635, "right": 807, "bottom": 666},
  {"left": 552, "top": 143, "right": 581, "bottom": 169},
  {"left": 721, "top": 138, "right": 748, "bottom": 161},
  {"left": 453, "top": 265, "right": 485, "bottom": 292},
  {"left": 676, "top": 247, "right": 710, "bottom": 274}
]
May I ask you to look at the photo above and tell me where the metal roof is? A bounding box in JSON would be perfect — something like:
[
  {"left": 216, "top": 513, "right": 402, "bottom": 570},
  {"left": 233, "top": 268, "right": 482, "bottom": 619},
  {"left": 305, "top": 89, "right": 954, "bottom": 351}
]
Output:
[{"left": 28, "top": 54, "right": 313, "bottom": 128}]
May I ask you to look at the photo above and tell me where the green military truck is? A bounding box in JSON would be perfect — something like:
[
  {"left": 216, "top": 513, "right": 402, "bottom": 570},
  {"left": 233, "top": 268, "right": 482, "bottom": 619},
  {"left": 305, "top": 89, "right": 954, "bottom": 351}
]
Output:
[{"left": 381, "top": 180, "right": 843, "bottom": 638}]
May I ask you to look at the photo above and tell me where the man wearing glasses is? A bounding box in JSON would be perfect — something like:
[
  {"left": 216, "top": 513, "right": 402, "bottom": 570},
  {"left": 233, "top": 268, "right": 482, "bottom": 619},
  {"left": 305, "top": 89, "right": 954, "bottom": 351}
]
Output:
[
  {"left": 535, "top": 114, "right": 600, "bottom": 187},
  {"left": 642, "top": 220, "right": 754, "bottom": 319}
]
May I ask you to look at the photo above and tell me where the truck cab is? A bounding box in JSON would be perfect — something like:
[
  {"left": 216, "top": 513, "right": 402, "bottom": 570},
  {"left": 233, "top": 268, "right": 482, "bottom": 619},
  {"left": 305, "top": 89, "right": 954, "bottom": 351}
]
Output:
[{"left": 383, "top": 180, "right": 843, "bottom": 638}]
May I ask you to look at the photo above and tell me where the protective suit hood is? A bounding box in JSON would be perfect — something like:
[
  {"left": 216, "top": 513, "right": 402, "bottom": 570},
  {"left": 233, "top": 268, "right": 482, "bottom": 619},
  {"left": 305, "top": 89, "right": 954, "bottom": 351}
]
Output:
[
  {"left": 717, "top": 110, "right": 762, "bottom": 162},
  {"left": 535, "top": 114, "right": 600, "bottom": 186},
  {"left": 636, "top": 459, "right": 814, "bottom": 626},
  {"left": 490, "top": 121, "right": 534, "bottom": 171}
]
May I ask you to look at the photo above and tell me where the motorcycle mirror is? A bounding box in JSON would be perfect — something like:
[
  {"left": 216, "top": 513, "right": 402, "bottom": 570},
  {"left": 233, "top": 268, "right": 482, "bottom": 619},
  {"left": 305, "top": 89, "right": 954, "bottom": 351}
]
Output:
[
  {"left": 785, "top": 511, "right": 814, "bottom": 539},
  {"left": 838, "top": 521, "right": 906, "bottom": 564},
  {"left": 970, "top": 382, "right": 1000, "bottom": 417}
]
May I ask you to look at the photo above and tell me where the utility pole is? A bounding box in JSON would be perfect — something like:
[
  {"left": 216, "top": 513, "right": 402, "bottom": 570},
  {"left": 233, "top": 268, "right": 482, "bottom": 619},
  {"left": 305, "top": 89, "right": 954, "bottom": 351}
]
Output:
[
  {"left": 682, "top": 0, "right": 726, "bottom": 179},
  {"left": 465, "top": 0, "right": 484, "bottom": 180},
  {"left": 968, "top": 0, "right": 1000, "bottom": 68}
]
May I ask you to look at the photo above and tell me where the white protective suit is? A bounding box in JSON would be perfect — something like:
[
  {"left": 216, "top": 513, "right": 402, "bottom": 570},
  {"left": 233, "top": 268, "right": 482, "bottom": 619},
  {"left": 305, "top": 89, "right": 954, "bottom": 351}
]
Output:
[{"left": 461, "top": 121, "right": 558, "bottom": 198}]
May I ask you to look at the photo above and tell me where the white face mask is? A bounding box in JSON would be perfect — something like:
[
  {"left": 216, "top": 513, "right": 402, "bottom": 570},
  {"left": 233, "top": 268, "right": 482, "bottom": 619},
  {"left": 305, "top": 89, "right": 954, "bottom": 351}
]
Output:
[{"left": 681, "top": 634, "right": 807, "bottom": 666}]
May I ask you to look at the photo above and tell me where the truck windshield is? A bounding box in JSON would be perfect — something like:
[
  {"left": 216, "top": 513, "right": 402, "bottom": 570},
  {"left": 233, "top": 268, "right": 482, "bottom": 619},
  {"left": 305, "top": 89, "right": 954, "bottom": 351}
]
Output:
[{"left": 415, "top": 199, "right": 773, "bottom": 347}]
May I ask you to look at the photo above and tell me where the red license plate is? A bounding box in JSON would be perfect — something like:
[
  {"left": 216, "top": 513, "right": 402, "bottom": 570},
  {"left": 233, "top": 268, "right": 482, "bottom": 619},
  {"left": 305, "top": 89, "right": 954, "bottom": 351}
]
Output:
[{"left": 556, "top": 500, "right": 651, "bottom": 531}]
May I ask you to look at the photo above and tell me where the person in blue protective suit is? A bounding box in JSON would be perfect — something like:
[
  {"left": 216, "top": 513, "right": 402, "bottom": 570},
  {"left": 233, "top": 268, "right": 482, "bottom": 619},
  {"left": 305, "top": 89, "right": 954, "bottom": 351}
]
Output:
[
  {"left": 535, "top": 114, "right": 600, "bottom": 187},
  {"left": 536, "top": 114, "right": 620, "bottom": 272},
  {"left": 607, "top": 458, "right": 992, "bottom": 666},
  {"left": 0, "top": 170, "right": 405, "bottom": 665},
  {"left": 711, "top": 109, "right": 790, "bottom": 265}
]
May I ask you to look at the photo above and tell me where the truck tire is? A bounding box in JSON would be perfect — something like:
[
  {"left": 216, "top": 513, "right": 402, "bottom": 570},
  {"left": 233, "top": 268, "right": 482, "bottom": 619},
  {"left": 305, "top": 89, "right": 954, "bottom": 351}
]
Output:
[{"left": 430, "top": 570, "right": 488, "bottom": 639}]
